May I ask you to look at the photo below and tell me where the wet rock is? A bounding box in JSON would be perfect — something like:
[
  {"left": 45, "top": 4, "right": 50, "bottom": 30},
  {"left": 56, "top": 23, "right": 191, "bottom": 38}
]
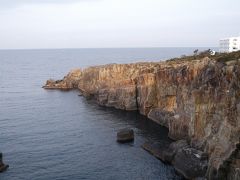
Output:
[
  {"left": 168, "top": 140, "right": 189, "bottom": 152},
  {"left": 117, "top": 129, "right": 134, "bottom": 143},
  {"left": 141, "top": 141, "right": 172, "bottom": 163},
  {"left": 172, "top": 147, "right": 208, "bottom": 179},
  {"left": 166, "top": 140, "right": 190, "bottom": 162},
  {"left": 142, "top": 140, "right": 208, "bottom": 179},
  {"left": 142, "top": 140, "right": 190, "bottom": 163},
  {"left": 0, "top": 153, "right": 9, "bottom": 173}
]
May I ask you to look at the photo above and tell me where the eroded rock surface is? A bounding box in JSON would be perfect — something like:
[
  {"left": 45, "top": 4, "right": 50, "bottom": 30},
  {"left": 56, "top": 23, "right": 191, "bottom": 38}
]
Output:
[
  {"left": 142, "top": 140, "right": 208, "bottom": 179},
  {"left": 173, "top": 146, "right": 208, "bottom": 179},
  {"left": 44, "top": 55, "right": 240, "bottom": 179}
]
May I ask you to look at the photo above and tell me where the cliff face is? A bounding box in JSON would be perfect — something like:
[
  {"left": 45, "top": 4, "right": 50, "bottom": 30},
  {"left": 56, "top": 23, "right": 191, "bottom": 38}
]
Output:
[{"left": 43, "top": 57, "right": 240, "bottom": 179}]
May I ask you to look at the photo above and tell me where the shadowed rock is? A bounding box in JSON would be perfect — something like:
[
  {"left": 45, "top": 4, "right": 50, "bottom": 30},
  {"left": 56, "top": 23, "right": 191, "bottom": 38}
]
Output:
[
  {"left": 142, "top": 140, "right": 208, "bottom": 179},
  {"left": 172, "top": 147, "right": 208, "bottom": 179},
  {"left": 141, "top": 141, "right": 172, "bottom": 163},
  {"left": 142, "top": 140, "right": 189, "bottom": 163},
  {"left": 117, "top": 129, "right": 134, "bottom": 143},
  {"left": 0, "top": 153, "right": 9, "bottom": 173}
]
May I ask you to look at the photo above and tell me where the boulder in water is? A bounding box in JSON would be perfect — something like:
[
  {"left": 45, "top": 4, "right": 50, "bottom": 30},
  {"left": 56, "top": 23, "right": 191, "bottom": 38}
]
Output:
[
  {"left": 0, "top": 153, "right": 9, "bottom": 173},
  {"left": 117, "top": 129, "right": 134, "bottom": 143}
]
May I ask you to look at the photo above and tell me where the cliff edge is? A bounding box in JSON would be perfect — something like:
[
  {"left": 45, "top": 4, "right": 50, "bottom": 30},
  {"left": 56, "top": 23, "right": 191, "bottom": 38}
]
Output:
[{"left": 43, "top": 52, "right": 240, "bottom": 179}]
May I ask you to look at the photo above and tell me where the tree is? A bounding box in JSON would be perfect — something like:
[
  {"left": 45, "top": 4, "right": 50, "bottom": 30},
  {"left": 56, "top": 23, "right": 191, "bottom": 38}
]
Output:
[{"left": 193, "top": 49, "right": 199, "bottom": 56}]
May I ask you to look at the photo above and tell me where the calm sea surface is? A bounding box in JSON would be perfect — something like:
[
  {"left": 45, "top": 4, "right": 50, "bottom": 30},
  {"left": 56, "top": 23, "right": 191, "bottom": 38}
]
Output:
[{"left": 0, "top": 48, "right": 209, "bottom": 180}]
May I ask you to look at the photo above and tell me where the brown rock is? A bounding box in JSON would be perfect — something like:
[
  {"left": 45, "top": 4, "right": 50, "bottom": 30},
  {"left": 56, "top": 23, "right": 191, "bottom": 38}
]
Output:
[
  {"left": 117, "top": 129, "right": 134, "bottom": 143},
  {"left": 43, "top": 51, "right": 240, "bottom": 179}
]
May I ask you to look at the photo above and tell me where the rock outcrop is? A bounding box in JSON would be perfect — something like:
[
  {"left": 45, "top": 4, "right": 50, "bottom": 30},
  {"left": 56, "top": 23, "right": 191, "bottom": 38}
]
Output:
[
  {"left": 117, "top": 129, "right": 134, "bottom": 143},
  {"left": 43, "top": 54, "right": 240, "bottom": 179},
  {"left": 0, "top": 153, "right": 9, "bottom": 173},
  {"left": 142, "top": 140, "right": 208, "bottom": 179}
]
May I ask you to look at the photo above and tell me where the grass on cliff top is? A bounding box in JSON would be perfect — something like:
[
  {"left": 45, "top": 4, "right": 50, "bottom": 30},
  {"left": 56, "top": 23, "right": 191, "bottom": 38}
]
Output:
[{"left": 167, "top": 50, "right": 240, "bottom": 63}]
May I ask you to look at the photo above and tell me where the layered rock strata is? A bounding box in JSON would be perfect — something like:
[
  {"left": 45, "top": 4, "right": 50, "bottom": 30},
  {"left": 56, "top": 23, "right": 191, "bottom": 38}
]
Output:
[{"left": 43, "top": 57, "right": 240, "bottom": 179}]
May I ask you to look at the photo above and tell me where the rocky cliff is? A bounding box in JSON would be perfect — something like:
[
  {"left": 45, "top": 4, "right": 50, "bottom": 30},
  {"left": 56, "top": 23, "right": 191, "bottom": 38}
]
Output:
[{"left": 43, "top": 54, "right": 240, "bottom": 179}]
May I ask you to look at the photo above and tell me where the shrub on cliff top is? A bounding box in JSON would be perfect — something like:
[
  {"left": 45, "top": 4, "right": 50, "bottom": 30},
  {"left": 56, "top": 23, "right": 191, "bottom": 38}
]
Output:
[
  {"left": 214, "top": 50, "right": 240, "bottom": 63},
  {"left": 167, "top": 50, "right": 240, "bottom": 63}
]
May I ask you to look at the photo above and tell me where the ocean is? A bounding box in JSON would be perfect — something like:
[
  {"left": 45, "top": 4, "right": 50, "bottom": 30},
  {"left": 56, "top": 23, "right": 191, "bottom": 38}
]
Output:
[{"left": 0, "top": 48, "right": 209, "bottom": 180}]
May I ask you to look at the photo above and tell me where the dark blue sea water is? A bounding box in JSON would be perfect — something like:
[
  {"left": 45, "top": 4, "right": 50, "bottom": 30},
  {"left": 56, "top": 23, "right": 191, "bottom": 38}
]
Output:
[{"left": 0, "top": 48, "right": 208, "bottom": 180}]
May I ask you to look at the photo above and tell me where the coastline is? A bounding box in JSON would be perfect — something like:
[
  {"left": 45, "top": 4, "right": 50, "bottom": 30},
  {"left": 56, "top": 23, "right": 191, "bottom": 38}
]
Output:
[{"left": 43, "top": 51, "right": 240, "bottom": 179}]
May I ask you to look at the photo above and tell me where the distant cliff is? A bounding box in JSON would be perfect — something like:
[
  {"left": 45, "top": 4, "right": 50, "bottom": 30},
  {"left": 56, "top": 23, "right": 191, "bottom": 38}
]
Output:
[{"left": 43, "top": 52, "right": 240, "bottom": 179}]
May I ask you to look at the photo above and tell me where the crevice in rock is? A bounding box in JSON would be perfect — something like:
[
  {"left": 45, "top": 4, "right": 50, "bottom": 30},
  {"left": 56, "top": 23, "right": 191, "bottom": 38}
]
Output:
[{"left": 134, "top": 79, "right": 139, "bottom": 111}]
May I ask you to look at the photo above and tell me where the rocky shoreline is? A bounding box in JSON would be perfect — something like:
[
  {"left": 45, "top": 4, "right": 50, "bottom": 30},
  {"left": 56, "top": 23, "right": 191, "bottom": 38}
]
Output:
[
  {"left": 142, "top": 140, "right": 208, "bottom": 179},
  {"left": 43, "top": 52, "right": 240, "bottom": 179}
]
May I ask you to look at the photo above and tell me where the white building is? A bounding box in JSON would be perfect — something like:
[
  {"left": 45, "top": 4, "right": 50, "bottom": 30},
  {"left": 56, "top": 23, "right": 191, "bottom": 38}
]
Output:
[{"left": 219, "top": 36, "right": 240, "bottom": 53}]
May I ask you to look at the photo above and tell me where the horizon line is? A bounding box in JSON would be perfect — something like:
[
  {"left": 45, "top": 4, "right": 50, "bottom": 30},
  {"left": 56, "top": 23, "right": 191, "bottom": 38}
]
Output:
[{"left": 0, "top": 46, "right": 217, "bottom": 51}]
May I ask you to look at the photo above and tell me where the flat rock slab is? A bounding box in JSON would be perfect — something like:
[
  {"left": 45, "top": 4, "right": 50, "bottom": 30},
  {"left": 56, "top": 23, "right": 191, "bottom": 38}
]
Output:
[
  {"left": 142, "top": 140, "right": 208, "bottom": 179},
  {"left": 117, "top": 129, "right": 134, "bottom": 143},
  {"left": 141, "top": 141, "right": 172, "bottom": 163}
]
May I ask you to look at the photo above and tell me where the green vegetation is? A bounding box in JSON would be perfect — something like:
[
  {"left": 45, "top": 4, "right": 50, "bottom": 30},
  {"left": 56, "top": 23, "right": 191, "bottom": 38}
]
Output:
[
  {"left": 214, "top": 50, "right": 240, "bottom": 62},
  {"left": 167, "top": 50, "right": 240, "bottom": 63}
]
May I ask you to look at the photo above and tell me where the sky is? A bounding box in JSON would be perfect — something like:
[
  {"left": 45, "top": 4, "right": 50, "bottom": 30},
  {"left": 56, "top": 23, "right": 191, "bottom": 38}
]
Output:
[{"left": 0, "top": 0, "right": 239, "bottom": 49}]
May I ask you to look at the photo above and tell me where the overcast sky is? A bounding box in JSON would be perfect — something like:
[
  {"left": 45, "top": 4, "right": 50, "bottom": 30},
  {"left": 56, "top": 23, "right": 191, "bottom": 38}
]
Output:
[{"left": 0, "top": 0, "right": 239, "bottom": 49}]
